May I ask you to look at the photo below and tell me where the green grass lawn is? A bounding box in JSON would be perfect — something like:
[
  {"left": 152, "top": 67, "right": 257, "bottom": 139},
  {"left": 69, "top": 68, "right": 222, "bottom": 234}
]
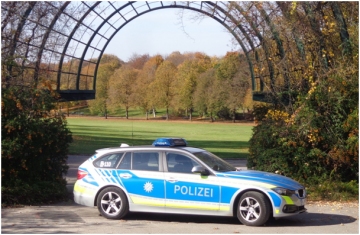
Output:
[{"left": 67, "top": 117, "right": 254, "bottom": 159}]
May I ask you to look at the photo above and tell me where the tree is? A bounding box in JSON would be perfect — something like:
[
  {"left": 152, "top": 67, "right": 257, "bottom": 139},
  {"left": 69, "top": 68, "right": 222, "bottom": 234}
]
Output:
[
  {"left": 246, "top": 1, "right": 359, "bottom": 199},
  {"left": 88, "top": 54, "right": 121, "bottom": 118},
  {"left": 194, "top": 68, "right": 217, "bottom": 120},
  {"left": 176, "top": 53, "right": 212, "bottom": 120},
  {"left": 165, "top": 51, "right": 186, "bottom": 67},
  {"left": 133, "top": 55, "right": 164, "bottom": 119},
  {"left": 1, "top": 1, "right": 79, "bottom": 205},
  {"left": 152, "top": 60, "right": 177, "bottom": 120},
  {"left": 216, "top": 52, "right": 251, "bottom": 122},
  {"left": 225, "top": 70, "right": 251, "bottom": 122},
  {"left": 176, "top": 60, "right": 197, "bottom": 119},
  {"left": 109, "top": 65, "right": 138, "bottom": 119},
  {"left": 127, "top": 53, "right": 150, "bottom": 70}
]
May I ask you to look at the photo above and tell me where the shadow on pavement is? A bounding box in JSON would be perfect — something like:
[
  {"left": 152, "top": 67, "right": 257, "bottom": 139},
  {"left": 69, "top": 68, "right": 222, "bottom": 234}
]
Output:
[{"left": 116, "top": 210, "right": 357, "bottom": 227}]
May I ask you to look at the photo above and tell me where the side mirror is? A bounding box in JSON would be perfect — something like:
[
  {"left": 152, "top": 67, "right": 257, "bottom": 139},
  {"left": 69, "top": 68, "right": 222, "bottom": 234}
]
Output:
[{"left": 191, "top": 166, "right": 210, "bottom": 176}]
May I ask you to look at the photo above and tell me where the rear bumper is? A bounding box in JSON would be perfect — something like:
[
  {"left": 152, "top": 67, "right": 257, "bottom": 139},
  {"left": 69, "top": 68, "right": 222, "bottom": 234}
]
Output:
[{"left": 73, "top": 181, "right": 96, "bottom": 207}]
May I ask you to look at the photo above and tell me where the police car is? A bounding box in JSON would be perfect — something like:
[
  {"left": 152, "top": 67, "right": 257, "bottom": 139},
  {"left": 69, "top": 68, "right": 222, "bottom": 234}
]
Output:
[{"left": 73, "top": 138, "right": 306, "bottom": 226}]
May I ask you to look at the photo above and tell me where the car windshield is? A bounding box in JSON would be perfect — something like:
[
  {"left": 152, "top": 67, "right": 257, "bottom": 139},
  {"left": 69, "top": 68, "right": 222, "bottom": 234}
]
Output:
[{"left": 193, "top": 151, "right": 237, "bottom": 172}]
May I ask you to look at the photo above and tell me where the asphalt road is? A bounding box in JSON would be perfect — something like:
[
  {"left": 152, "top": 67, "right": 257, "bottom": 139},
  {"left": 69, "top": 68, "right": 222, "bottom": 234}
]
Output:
[{"left": 1, "top": 156, "right": 358, "bottom": 234}]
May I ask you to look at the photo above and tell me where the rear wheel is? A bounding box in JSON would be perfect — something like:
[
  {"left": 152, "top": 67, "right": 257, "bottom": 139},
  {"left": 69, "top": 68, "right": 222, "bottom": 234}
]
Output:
[
  {"left": 237, "top": 191, "right": 271, "bottom": 226},
  {"left": 97, "top": 187, "right": 129, "bottom": 219}
]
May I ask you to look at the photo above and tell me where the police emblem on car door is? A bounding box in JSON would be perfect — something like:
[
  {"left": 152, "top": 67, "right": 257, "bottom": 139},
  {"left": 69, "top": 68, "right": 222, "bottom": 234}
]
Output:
[{"left": 164, "top": 152, "right": 220, "bottom": 211}]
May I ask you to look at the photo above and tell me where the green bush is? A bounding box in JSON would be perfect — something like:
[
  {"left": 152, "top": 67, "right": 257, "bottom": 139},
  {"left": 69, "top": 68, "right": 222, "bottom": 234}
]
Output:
[
  {"left": 306, "top": 180, "right": 359, "bottom": 201},
  {"left": 1, "top": 86, "right": 72, "bottom": 205},
  {"left": 248, "top": 70, "right": 359, "bottom": 200},
  {"left": 1, "top": 179, "right": 68, "bottom": 205}
]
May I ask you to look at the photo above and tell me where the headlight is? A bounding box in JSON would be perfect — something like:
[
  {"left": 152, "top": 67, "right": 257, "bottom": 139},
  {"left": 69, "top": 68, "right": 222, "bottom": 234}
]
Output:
[{"left": 272, "top": 187, "right": 295, "bottom": 196}]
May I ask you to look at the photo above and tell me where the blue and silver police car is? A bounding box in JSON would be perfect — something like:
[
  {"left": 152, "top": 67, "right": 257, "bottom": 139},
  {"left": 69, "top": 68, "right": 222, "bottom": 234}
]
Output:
[{"left": 73, "top": 138, "right": 306, "bottom": 226}]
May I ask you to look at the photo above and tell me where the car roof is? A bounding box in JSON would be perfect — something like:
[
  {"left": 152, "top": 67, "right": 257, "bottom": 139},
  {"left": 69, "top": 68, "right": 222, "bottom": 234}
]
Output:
[{"left": 95, "top": 145, "right": 205, "bottom": 155}]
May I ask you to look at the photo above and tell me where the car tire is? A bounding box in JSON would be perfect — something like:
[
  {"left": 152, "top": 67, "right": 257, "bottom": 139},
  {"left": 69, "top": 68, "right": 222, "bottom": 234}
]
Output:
[
  {"left": 236, "top": 191, "right": 271, "bottom": 226},
  {"left": 97, "top": 187, "right": 129, "bottom": 219}
]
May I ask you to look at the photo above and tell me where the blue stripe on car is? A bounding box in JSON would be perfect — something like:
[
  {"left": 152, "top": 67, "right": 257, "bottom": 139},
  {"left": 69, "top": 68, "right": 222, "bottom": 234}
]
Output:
[{"left": 268, "top": 191, "right": 282, "bottom": 207}]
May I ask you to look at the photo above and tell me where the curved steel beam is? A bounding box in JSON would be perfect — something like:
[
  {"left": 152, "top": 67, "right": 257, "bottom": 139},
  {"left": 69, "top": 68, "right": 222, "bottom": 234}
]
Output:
[
  {"left": 2, "top": 1, "right": 271, "bottom": 100},
  {"left": 6, "top": 2, "right": 36, "bottom": 83},
  {"left": 76, "top": 1, "right": 135, "bottom": 90},
  {"left": 205, "top": 1, "right": 258, "bottom": 90},
  {"left": 82, "top": 1, "right": 257, "bottom": 92},
  {"left": 33, "top": 1, "right": 70, "bottom": 84},
  {"left": 57, "top": 1, "right": 101, "bottom": 90},
  {"left": 256, "top": 3, "right": 290, "bottom": 91},
  {"left": 232, "top": 3, "right": 275, "bottom": 92}
]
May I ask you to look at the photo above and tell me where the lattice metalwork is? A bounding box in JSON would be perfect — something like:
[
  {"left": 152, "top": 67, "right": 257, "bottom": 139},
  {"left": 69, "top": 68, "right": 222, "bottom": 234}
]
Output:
[{"left": 2, "top": 1, "right": 281, "bottom": 101}]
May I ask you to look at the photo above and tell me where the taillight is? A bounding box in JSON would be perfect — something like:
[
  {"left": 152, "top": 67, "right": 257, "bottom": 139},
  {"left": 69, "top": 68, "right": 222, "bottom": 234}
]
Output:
[{"left": 77, "top": 170, "right": 88, "bottom": 180}]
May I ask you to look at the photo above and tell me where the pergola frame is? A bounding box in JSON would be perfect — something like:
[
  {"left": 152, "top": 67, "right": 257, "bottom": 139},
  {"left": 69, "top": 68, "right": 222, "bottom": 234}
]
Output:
[{"left": 1, "top": 1, "right": 289, "bottom": 101}]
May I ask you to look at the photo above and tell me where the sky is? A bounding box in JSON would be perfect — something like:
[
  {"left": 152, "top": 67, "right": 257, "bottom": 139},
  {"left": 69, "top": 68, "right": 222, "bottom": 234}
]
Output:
[{"left": 104, "top": 8, "right": 240, "bottom": 62}]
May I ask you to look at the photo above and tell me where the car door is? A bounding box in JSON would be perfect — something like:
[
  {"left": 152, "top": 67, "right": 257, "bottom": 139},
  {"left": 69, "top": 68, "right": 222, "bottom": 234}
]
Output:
[
  {"left": 118, "top": 151, "right": 165, "bottom": 208},
  {"left": 164, "top": 152, "right": 220, "bottom": 212}
]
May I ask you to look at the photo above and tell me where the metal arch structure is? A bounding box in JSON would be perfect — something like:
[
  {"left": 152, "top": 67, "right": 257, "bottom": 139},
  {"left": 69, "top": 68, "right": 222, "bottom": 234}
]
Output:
[{"left": 1, "top": 1, "right": 284, "bottom": 101}]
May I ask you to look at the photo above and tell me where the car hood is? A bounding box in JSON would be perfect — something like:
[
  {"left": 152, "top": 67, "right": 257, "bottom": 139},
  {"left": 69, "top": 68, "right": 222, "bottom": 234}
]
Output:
[{"left": 217, "top": 170, "right": 304, "bottom": 190}]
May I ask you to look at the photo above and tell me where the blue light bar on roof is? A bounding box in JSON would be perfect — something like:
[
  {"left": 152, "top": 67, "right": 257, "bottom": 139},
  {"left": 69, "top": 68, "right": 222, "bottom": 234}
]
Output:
[{"left": 152, "top": 137, "right": 187, "bottom": 147}]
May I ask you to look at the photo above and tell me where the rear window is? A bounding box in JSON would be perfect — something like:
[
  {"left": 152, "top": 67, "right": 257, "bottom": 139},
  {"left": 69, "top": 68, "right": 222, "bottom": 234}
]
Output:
[
  {"left": 94, "top": 153, "right": 123, "bottom": 168},
  {"left": 117, "top": 152, "right": 131, "bottom": 169}
]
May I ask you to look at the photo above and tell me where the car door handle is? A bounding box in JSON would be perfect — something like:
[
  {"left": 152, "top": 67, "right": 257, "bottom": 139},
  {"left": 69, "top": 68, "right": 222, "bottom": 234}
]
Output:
[
  {"left": 166, "top": 178, "right": 178, "bottom": 183},
  {"left": 119, "top": 173, "right": 132, "bottom": 179}
]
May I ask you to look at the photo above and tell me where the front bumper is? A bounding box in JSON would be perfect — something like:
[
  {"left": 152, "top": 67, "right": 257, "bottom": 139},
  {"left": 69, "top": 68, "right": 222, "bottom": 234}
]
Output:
[{"left": 270, "top": 190, "right": 307, "bottom": 218}]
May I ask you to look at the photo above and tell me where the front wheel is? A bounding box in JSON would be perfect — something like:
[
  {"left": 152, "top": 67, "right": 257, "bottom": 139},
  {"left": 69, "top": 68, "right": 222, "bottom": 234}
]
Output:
[
  {"left": 237, "top": 191, "right": 271, "bottom": 226},
  {"left": 97, "top": 187, "right": 129, "bottom": 219}
]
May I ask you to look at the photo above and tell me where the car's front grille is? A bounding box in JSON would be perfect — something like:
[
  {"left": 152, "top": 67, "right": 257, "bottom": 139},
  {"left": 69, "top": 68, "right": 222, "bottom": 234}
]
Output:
[{"left": 297, "top": 189, "right": 305, "bottom": 198}]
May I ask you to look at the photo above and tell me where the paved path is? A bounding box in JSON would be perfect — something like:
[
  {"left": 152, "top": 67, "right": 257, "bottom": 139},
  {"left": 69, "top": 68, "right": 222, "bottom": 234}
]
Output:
[{"left": 2, "top": 200, "right": 358, "bottom": 234}]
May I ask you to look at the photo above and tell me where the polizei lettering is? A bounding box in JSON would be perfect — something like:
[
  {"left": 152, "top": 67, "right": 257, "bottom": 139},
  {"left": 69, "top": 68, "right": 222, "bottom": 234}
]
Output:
[{"left": 174, "top": 185, "right": 213, "bottom": 197}]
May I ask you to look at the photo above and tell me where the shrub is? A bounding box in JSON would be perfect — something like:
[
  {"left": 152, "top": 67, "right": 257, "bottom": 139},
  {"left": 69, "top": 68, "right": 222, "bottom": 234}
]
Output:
[
  {"left": 1, "top": 86, "right": 72, "bottom": 205},
  {"left": 248, "top": 70, "right": 358, "bottom": 200}
]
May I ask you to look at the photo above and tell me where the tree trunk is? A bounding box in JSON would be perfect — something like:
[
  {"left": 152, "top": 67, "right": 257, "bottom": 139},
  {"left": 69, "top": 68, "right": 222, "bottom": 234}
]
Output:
[
  {"left": 330, "top": 2, "right": 352, "bottom": 57},
  {"left": 233, "top": 109, "right": 236, "bottom": 123},
  {"left": 146, "top": 111, "right": 148, "bottom": 120},
  {"left": 302, "top": 2, "right": 329, "bottom": 70},
  {"left": 125, "top": 107, "right": 128, "bottom": 119}
]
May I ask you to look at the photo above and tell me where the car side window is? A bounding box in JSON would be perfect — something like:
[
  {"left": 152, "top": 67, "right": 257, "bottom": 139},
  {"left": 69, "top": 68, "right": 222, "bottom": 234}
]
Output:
[
  {"left": 94, "top": 153, "right": 123, "bottom": 168},
  {"left": 117, "top": 152, "right": 131, "bottom": 169},
  {"left": 132, "top": 152, "right": 159, "bottom": 171},
  {"left": 166, "top": 152, "right": 199, "bottom": 173}
]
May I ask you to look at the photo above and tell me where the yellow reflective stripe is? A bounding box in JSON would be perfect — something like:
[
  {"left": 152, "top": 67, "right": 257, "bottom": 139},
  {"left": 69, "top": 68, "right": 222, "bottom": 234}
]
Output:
[
  {"left": 131, "top": 195, "right": 231, "bottom": 211},
  {"left": 282, "top": 196, "right": 294, "bottom": 205},
  {"left": 219, "top": 205, "right": 230, "bottom": 211},
  {"left": 166, "top": 201, "right": 218, "bottom": 210},
  {"left": 130, "top": 195, "right": 165, "bottom": 207},
  {"left": 73, "top": 182, "right": 95, "bottom": 196}
]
